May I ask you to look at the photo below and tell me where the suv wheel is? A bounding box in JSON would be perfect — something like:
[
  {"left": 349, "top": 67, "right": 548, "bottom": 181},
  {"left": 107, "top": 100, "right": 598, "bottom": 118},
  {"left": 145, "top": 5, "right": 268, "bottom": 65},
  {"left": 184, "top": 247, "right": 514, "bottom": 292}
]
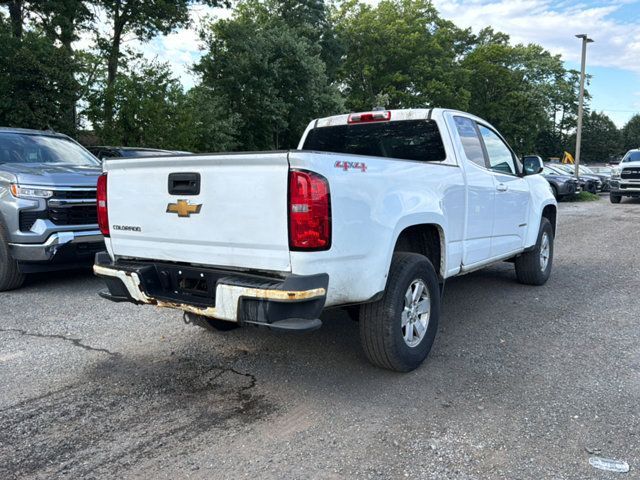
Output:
[
  {"left": 0, "top": 223, "right": 25, "bottom": 291},
  {"left": 359, "top": 252, "right": 440, "bottom": 372},
  {"left": 514, "top": 217, "right": 554, "bottom": 286},
  {"left": 610, "top": 194, "right": 622, "bottom": 204}
]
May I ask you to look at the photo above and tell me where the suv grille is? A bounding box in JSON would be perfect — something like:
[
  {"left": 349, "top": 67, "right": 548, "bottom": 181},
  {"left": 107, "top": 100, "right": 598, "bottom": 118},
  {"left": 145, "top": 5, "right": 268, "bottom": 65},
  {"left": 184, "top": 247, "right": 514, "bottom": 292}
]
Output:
[
  {"left": 48, "top": 205, "right": 97, "bottom": 226},
  {"left": 47, "top": 189, "right": 98, "bottom": 226},
  {"left": 52, "top": 189, "right": 97, "bottom": 199},
  {"left": 621, "top": 168, "right": 640, "bottom": 180}
]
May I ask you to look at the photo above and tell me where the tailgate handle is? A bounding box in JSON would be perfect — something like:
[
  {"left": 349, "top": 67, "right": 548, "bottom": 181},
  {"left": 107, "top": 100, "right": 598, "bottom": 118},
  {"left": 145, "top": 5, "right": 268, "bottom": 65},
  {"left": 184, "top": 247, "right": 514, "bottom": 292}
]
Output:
[{"left": 168, "top": 173, "right": 200, "bottom": 196}]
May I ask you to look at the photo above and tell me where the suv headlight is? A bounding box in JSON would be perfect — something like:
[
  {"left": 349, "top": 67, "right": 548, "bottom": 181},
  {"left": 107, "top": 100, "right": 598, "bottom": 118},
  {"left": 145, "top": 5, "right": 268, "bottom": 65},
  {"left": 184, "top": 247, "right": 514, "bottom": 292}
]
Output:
[
  {"left": 10, "top": 184, "right": 54, "bottom": 199},
  {"left": 611, "top": 168, "right": 621, "bottom": 179}
]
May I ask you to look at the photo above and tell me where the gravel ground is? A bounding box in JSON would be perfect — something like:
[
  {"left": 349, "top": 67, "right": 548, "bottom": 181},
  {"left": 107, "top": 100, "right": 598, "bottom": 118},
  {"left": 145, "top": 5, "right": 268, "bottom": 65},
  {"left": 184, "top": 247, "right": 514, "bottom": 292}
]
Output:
[{"left": 1, "top": 198, "right": 639, "bottom": 479}]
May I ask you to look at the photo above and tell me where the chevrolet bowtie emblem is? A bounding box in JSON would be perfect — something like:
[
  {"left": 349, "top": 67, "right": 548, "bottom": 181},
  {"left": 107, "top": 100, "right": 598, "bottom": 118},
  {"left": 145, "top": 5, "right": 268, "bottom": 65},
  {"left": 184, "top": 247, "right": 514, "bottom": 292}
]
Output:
[{"left": 166, "top": 200, "right": 202, "bottom": 217}]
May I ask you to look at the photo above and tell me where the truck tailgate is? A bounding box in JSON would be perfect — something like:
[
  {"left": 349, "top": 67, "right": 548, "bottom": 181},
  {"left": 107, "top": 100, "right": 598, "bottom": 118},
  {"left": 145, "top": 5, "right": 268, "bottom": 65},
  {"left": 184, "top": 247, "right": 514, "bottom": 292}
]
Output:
[{"left": 104, "top": 152, "right": 292, "bottom": 272}]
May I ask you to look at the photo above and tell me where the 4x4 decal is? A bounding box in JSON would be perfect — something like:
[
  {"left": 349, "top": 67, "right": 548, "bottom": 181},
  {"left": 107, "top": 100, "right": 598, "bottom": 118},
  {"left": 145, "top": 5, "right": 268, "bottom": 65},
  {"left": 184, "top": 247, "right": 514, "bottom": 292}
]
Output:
[{"left": 335, "top": 160, "right": 367, "bottom": 172}]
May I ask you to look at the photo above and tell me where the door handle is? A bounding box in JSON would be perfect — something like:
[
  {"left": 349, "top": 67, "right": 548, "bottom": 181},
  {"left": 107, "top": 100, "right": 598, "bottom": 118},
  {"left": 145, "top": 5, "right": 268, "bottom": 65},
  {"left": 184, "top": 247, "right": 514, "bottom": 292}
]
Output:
[{"left": 496, "top": 183, "right": 508, "bottom": 192}]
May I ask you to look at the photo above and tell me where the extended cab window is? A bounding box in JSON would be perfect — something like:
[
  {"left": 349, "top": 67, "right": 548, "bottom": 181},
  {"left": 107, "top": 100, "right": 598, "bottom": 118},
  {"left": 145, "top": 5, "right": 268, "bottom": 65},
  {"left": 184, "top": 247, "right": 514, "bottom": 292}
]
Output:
[
  {"left": 302, "top": 120, "right": 446, "bottom": 162},
  {"left": 453, "top": 116, "right": 486, "bottom": 168},
  {"left": 477, "top": 125, "right": 517, "bottom": 175}
]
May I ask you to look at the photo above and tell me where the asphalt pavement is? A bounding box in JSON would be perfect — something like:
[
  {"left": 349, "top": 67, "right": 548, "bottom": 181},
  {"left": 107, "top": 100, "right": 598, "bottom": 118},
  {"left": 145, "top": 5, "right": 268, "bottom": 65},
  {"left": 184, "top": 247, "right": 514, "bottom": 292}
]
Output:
[{"left": 1, "top": 198, "right": 639, "bottom": 479}]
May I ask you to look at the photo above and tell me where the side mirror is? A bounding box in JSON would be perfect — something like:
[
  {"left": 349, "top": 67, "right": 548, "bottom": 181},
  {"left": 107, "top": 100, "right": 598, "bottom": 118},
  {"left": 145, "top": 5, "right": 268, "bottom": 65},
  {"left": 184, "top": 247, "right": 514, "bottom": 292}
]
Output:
[{"left": 523, "top": 155, "right": 544, "bottom": 176}]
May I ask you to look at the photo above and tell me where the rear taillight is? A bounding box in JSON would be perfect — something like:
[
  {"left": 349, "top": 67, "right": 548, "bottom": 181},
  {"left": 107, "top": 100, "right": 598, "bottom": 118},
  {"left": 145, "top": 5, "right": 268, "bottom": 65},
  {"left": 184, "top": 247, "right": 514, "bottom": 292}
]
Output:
[
  {"left": 347, "top": 111, "right": 391, "bottom": 124},
  {"left": 97, "top": 173, "right": 109, "bottom": 236},
  {"left": 288, "top": 170, "right": 331, "bottom": 250}
]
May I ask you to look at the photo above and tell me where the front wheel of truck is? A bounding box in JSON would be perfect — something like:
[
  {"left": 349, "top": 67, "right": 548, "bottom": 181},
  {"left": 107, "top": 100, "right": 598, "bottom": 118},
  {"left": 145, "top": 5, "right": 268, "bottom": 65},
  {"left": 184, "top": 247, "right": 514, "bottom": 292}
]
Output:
[
  {"left": 0, "top": 223, "right": 25, "bottom": 292},
  {"left": 359, "top": 252, "right": 440, "bottom": 372},
  {"left": 514, "top": 217, "right": 554, "bottom": 286}
]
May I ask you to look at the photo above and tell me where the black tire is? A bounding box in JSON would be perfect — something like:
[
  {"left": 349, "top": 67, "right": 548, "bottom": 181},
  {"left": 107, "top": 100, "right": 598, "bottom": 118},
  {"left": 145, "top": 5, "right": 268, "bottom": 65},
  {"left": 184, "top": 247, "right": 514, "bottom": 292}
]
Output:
[
  {"left": 586, "top": 183, "right": 597, "bottom": 194},
  {"left": 359, "top": 252, "right": 440, "bottom": 372},
  {"left": 514, "top": 217, "right": 553, "bottom": 286},
  {"left": 610, "top": 194, "right": 622, "bottom": 204},
  {"left": 344, "top": 305, "right": 360, "bottom": 322},
  {"left": 185, "top": 312, "right": 239, "bottom": 332},
  {"left": 0, "top": 223, "right": 25, "bottom": 292}
]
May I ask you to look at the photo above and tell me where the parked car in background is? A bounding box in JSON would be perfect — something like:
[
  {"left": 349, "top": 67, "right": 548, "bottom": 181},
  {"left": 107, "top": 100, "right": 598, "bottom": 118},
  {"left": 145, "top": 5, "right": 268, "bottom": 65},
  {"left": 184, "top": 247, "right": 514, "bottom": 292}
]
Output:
[
  {"left": 590, "top": 166, "right": 613, "bottom": 176},
  {"left": 610, "top": 149, "right": 640, "bottom": 204},
  {"left": 556, "top": 163, "right": 609, "bottom": 191},
  {"left": 87, "top": 146, "right": 190, "bottom": 161},
  {"left": 540, "top": 165, "right": 580, "bottom": 199},
  {"left": 545, "top": 164, "right": 599, "bottom": 194},
  {"left": 553, "top": 164, "right": 603, "bottom": 192},
  {"left": 0, "top": 128, "right": 103, "bottom": 291}
]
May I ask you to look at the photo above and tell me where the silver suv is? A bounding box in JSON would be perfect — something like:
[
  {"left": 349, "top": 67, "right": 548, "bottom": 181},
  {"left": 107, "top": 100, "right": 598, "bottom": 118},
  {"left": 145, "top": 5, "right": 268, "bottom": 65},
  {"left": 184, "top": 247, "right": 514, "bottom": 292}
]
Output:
[{"left": 0, "top": 128, "right": 103, "bottom": 290}]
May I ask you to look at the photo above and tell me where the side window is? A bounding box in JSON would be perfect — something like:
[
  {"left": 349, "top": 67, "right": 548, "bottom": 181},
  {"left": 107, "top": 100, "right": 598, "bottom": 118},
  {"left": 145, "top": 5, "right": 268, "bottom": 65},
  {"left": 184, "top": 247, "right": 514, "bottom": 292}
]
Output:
[
  {"left": 453, "top": 116, "right": 486, "bottom": 168},
  {"left": 477, "top": 125, "right": 516, "bottom": 175}
]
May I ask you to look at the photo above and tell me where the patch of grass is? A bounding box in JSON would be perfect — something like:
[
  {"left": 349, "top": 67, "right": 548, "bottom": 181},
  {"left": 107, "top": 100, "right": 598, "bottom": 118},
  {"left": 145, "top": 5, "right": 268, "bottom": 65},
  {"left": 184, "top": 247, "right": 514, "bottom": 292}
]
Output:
[{"left": 569, "top": 191, "right": 600, "bottom": 202}]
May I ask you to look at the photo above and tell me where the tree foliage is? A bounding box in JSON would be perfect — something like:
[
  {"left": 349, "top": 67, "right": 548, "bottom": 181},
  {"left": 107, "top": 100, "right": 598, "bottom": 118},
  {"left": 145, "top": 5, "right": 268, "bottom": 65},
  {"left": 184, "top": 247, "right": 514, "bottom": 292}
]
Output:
[
  {"left": 575, "top": 111, "right": 621, "bottom": 162},
  {"left": 196, "top": 0, "right": 343, "bottom": 150},
  {"left": 334, "top": 0, "right": 472, "bottom": 112},
  {"left": 0, "top": 16, "right": 78, "bottom": 133},
  {"left": 621, "top": 114, "right": 640, "bottom": 152},
  {"left": 462, "top": 40, "right": 581, "bottom": 154},
  {"left": 1, "top": 0, "right": 635, "bottom": 158}
]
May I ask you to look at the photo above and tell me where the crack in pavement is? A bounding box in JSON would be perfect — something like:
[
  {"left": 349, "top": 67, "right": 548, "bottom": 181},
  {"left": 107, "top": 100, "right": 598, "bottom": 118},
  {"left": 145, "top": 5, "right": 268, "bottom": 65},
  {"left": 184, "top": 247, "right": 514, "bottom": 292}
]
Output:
[{"left": 0, "top": 328, "right": 118, "bottom": 356}]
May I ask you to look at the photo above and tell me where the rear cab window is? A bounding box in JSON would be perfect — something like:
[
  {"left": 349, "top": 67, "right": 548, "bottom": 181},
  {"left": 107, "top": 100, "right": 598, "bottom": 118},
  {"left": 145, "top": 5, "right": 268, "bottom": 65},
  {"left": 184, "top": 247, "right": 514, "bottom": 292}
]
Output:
[{"left": 302, "top": 120, "right": 447, "bottom": 163}]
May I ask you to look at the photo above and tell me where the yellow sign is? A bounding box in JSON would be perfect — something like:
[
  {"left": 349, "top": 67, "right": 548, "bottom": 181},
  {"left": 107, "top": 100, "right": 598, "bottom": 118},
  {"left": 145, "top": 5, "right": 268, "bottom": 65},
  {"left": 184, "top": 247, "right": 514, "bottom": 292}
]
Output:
[
  {"left": 562, "top": 151, "right": 575, "bottom": 164},
  {"left": 166, "top": 200, "right": 202, "bottom": 218}
]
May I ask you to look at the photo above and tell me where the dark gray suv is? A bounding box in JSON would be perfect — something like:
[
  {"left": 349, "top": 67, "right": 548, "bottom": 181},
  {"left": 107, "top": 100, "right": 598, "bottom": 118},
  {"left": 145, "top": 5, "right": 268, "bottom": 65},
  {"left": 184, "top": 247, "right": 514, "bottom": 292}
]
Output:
[{"left": 0, "top": 128, "right": 103, "bottom": 290}]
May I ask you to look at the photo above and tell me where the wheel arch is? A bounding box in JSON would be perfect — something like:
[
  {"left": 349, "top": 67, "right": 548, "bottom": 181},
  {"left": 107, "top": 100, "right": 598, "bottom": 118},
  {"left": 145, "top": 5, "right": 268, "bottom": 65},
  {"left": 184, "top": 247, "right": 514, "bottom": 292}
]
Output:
[
  {"left": 387, "top": 217, "right": 446, "bottom": 281},
  {"left": 542, "top": 203, "right": 557, "bottom": 236}
]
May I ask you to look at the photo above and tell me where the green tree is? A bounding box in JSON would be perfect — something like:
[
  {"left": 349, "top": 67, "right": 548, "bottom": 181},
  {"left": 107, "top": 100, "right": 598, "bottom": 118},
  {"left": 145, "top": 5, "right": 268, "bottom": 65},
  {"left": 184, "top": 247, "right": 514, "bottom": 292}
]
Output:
[
  {"left": 334, "top": 0, "right": 472, "bottom": 111},
  {"left": 175, "top": 86, "right": 240, "bottom": 152},
  {"left": 196, "top": 0, "right": 343, "bottom": 150},
  {"left": 0, "top": 0, "right": 23, "bottom": 37},
  {"left": 95, "top": 0, "right": 228, "bottom": 126},
  {"left": 0, "top": 16, "right": 78, "bottom": 132},
  {"left": 576, "top": 111, "right": 620, "bottom": 162},
  {"left": 621, "top": 114, "right": 640, "bottom": 152},
  {"left": 85, "top": 57, "right": 238, "bottom": 152},
  {"left": 462, "top": 40, "right": 578, "bottom": 154}
]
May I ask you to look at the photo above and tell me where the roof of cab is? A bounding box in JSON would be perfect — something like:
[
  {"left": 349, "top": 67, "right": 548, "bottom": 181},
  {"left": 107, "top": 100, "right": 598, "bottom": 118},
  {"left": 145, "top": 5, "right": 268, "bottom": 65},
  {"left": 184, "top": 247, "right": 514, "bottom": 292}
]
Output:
[{"left": 310, "top": 108, "right": 488, "bottom": 129}]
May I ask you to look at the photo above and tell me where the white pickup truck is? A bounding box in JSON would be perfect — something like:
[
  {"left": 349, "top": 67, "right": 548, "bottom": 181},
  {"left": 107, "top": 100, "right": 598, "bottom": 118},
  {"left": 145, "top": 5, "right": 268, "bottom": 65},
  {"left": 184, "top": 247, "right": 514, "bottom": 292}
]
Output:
[{"left": 94, "top": 108, "right": 557, "bottom": 372}]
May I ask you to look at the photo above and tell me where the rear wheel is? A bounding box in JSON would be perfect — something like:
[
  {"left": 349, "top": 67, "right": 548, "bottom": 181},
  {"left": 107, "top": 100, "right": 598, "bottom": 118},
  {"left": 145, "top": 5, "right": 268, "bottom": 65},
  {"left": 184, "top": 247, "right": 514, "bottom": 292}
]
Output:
[
  {"left": 359, "top": 252, "right": 440, "bottom": 372},
  {"left": 610, "top": 194, "right": 622, "bottom": 204},
  {"left": 514, "top": 218, "right": 553, "bottom": 286},
  {"left": 0, "top": 223, "right": 25, "bottom": 292}
]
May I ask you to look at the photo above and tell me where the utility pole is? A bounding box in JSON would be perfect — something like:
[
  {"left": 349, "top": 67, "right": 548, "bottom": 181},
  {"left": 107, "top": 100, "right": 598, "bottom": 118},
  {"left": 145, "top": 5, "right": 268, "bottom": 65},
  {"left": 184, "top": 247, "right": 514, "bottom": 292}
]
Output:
[{"left": 574, "top": 34, "right": 593, "bottom": 181}]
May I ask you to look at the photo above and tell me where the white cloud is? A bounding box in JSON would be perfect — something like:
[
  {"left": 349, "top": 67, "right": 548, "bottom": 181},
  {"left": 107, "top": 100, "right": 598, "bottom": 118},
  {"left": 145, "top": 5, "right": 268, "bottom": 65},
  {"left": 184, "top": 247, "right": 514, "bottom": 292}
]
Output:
[{"left": 431, "top": 0, "right": 640, "bottom": 74}]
